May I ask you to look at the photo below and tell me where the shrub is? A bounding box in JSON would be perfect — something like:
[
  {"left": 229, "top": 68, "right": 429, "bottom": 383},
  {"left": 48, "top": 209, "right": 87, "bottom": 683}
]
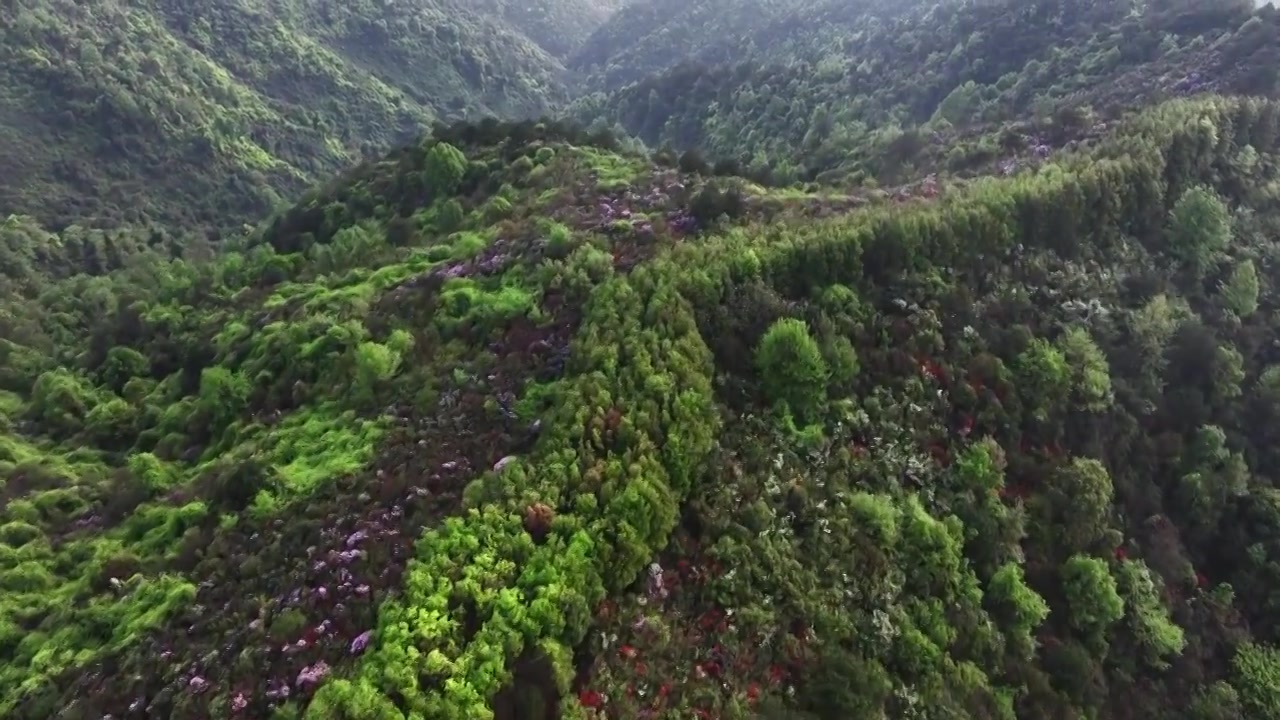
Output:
[{"left": 755, "top": 318, "right": 829, "bottom": 423}]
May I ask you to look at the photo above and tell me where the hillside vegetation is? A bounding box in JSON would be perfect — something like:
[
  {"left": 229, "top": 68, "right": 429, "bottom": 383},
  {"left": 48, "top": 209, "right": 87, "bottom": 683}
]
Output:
[
  {"left": 5, "top": 93, "right": 1280, "bottom": 719},
  {"left": 568, "top": 0, "right": 823, "bottom": 91},
  {"left": 7, "top": 1, "right": 1280, "bottom": 720},
  {"left": 479, "top": 0, "right": 627, "bottom": 60},
  {"left": 571, "top": 0, "right": 1279, "bottom": 185},
  {"left": 0, "top": 0, "right": 618, "bottom": 234}
]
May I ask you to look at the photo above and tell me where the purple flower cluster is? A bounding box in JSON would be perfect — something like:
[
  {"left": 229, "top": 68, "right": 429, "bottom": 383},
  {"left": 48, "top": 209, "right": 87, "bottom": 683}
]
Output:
[
  {"left": 1174, "top": 71, "right": 1211, "bottom": 95},
  {"left": 587, "top": 176, "right": 690, "bottom": 236},
  {"left": 434, "top": 248, "right": 511, "bottom": 281},
  {"left": 350, "top": 630, "right": 374, "bottom": 654},
  {"left": 265, "top": 680, "right": 291, "bottom": 700},
  {"left": 296, "top": 661, "right": 330, "bottom": 687},
  {"left": 667, "top": 212, "right": 697, "bottom": 234},
  {"left": 69, "top": 513, "right": 102, "bottom": 532}
]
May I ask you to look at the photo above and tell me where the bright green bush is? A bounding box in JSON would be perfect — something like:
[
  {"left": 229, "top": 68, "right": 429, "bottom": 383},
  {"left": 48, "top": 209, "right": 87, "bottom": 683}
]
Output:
[{"left": 755, "top": 318, "right": 829, "bottom": 423}]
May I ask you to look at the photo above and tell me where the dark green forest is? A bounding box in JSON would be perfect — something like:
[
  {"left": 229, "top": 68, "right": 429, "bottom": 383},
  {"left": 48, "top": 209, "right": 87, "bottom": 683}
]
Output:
[
  {"left": 5, "top": 1, "right": 1280, "bottom": 719},
  {"left": 0, "top": 0, "right": 600, "bottom": 234}
]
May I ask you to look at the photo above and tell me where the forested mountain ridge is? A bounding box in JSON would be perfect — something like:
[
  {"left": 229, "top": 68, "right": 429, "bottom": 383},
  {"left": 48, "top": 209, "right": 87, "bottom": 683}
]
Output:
[
  {"left": 567, "top": 0, "right": 822, "bottom": 91},
  {"left": 571, "top": 0, "right": 1279, "bottom": 185},
  {"left": 5, "top": 0, "right": 1277, "bottom": 237},
  {"left": 0, "top": 0, "right": 618, "bottom": 235},
  {"left": 7, "top": 92, "right": 1280, "bottom": 719},
  {"left": 477, "top": 0, "right": 627, "bottom": 60},
  {"left": 9, "top": 1, "right": 1280, "bottom": 720}
]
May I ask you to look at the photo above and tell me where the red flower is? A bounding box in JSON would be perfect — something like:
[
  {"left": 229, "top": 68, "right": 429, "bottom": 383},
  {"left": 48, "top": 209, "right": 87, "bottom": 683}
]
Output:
[
  {"left": 1114, "top": 546, "right": 1128, "bottom": 561},
  {"left": 747, "top": 683, "right": 761, "bottom": 704},
  {"left": 659, "top": 683, "right": 671, "bottom": 698},
  {"left": 578, "top": 689, "right": 603, "bottom": 708},
  {"left": 768, "top": 665, "right": 787, "bottom": 684},
  {"left": 619, "top": 645, "right": 637, "bottom": 660},
  {"left": 635, "top": 661, "right": 647, "bottom": 676}
]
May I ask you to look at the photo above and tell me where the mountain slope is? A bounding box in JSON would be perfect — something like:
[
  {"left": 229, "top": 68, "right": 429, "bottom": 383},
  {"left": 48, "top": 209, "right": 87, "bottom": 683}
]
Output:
[
  {"left": 10, "top": 2, "right": 1280, "bottom": 719},
  {"left": 6, "top": 93, "right": 1280, "bottom": 720},
  {"left": 571, "top": 0, "right": 1279, "bottom": 184},
  {"left": 478, "top": 0, "right": 627, "bottom": 59},
  {"left": 568, "top": 0, "right": 818, "bottom": 91},
  {"left": 0, "top": 0, "right": 592, "bottom": 234}
]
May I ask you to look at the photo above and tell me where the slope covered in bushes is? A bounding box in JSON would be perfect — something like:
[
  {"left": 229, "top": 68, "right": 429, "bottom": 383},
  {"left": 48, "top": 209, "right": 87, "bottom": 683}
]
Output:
[
  {"left": 572, "top": 0, "right": 1279, "bottom": 185},
  {"left": 305, "top": 95, "right": 1280, "bottom": 720},
  {"left": 567, "top": 0, "right": 823, "bottom": 91},
  {"left": 0, "top": 0, "right": 615, "bottom": 234},
  {"left": 8, "top": 0, "right": 1277, "bottom": 241},
  {"left": 478, "top": 0, "right": 626, "bottom": 60},
  {"left": 0, "top": 114, "right": 780, "bottom": 718},
  {"left": 7, "top": 90, "right": 1280, "bottom": 720}
]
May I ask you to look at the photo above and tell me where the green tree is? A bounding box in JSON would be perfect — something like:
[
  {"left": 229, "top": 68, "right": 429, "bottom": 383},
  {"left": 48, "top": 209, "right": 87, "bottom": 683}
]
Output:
[
  {"left": 755, "top": 318, "right": 830, "bottom": 424},
  {"left": 197, "top": 366, "right": 250, "bottom": 430},
  {"left": 1220, "top": 259, "right": 1260, "bottom": 318},
  {"left": 1189, "top": 681, "right": 1243, "bottom": 720},
  {"left": 1061, "top": 554, "right": 1125, "bottom": 642},
  {"left": 1259, "top": 364, "right": 1280, "bottom": 401},
  {"left": 933, "top": 80, "right": 982, "bottom": 125},
  {"left": 436, "top": 198, "right": 465, "bottom": 233},
  {"left": 1114, "top": 559, "right": 1186, "bottom": 669},
  {"left": 85, "top": 396, "right": 138, "bottom": 449},
  {"left": 1168, "top": 186, "right": 1231, "bottom": 272},
  {"left": 822, "top": 335, "right": 860, "bottom": 394},
  {"left": 99, "top": 346, "right": 150, "bottom": 392},
  {"left": 1057, "top": 327, "right": 1113, "bottom": 412},
  {"left": 1035, "top": 457, "right": 1115, "bottom": 552},
  {"left": 1132, "top": 293, "right": 1192, "bottom": 361},
  {"left": 353, "top": 340, "right": 405, "bottom": 404},
  {"left": 1214, "top": 344, "right": 1246, "bottom": 402},
  {"left": 988, "top": 562, "right": 1050, "bottom": 659},
  {"left": 1015, "top": 337, "right": 1070, "bottom": 421},
  {"left": 29, "top": 369, "right": 95, "bottom": 436},
  {"left": 425, "top": 142, "right": 468, "bottom": 197},
  {"left": 1175, "top": 425, "right": 1249, "bottom": 535},
  {"left": 1233, "top": 642, "right": 1280, "bottom": 718}
]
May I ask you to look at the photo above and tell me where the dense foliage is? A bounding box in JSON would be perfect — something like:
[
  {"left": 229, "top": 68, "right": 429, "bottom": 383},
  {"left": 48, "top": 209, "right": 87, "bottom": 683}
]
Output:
[
  {"left": 568, "top": 0, "right": 826, "bottom": 91},
  {"left": 571, "top": 0, "right": 1280, "bottom": 185},
  {"left": 8, "top": 1, "right": 1280, "bottom": 720},
  {"left": 0, "top": 0, "right": 619, "bottom": 234},
  {"left": 6, "top": 92, "right": 1280, "bottom": 719}
]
